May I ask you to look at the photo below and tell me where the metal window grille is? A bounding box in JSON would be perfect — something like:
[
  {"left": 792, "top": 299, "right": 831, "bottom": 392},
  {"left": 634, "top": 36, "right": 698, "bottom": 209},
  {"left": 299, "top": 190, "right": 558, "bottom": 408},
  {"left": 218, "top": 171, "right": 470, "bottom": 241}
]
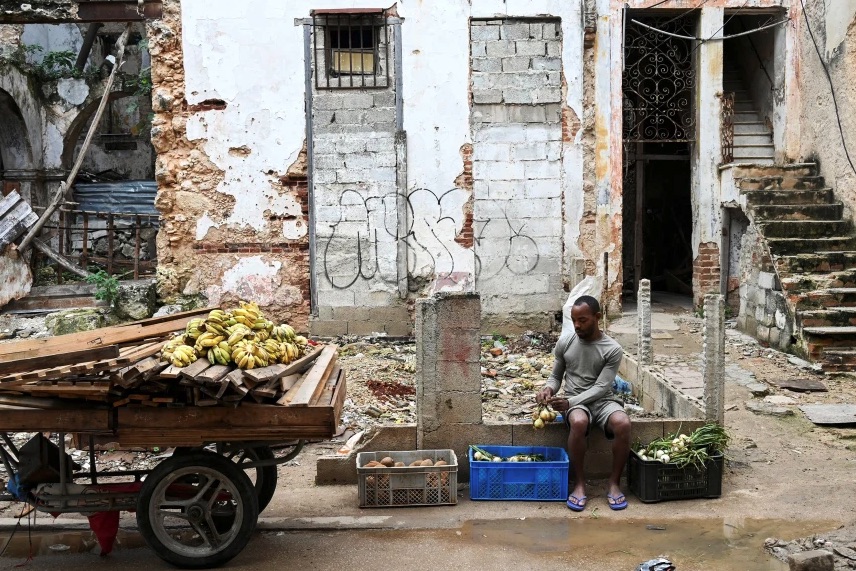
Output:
[{"left": 312, "top": 10, "right": 390, "bottom": 89}]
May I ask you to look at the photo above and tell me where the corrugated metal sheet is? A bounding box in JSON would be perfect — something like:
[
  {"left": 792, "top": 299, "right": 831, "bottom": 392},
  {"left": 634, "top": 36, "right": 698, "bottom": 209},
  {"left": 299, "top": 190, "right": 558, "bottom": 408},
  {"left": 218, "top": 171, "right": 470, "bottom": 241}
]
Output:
[{"left": 73, "top": 180, "right": 158, "bottom": 215}]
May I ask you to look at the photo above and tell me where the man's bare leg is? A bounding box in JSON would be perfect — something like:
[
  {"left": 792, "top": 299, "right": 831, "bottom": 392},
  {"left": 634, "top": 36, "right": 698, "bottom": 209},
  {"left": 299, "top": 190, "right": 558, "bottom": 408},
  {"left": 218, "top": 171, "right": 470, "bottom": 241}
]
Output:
[
  {"left": 606, "top": 411, "right": 631, "bottom": 507},
  {"left": 567, "top": 409, "right": 590, "bottom": 507}
]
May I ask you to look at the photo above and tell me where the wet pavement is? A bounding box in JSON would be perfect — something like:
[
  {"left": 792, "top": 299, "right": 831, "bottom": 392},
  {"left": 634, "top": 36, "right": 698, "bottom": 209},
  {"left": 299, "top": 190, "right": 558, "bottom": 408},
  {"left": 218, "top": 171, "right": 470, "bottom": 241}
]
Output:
[{"left": 0, "top": 518, "right": 834, "bottom": 570}]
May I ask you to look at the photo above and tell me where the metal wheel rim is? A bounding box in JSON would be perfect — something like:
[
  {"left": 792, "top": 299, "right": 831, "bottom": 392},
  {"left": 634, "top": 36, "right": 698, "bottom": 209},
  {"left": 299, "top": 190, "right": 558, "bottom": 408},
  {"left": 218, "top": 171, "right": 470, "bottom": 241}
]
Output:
[{"left": 147, "top": 465, "right": 245, "bottom": 559}]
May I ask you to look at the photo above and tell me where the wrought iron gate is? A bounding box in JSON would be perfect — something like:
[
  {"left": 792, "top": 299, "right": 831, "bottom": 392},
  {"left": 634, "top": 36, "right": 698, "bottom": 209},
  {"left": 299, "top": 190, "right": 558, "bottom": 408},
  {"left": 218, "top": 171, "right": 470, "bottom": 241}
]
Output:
[{"left": 622, "top": 15, "right": 697, "bottom": 143}]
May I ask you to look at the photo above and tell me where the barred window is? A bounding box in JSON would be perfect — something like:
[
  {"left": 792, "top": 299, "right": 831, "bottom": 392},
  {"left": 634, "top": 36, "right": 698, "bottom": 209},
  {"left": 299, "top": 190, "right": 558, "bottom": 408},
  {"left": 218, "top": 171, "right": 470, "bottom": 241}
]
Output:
[{"left": 312, "top": 9, "right": 391, "bottom": 89}]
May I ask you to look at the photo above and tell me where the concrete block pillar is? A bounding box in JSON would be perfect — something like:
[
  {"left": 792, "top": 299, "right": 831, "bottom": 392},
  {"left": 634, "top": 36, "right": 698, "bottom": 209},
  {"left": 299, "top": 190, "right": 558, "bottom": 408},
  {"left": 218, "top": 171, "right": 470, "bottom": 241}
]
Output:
[
  {"left": 416, "top": 292, "right": 483, "bottom": 452},
  {"left": 637, "top": 279, "right": 652, "bottom": 365},
  {"left": 703, "top": 293, "right": 726, "bottom": 424}
]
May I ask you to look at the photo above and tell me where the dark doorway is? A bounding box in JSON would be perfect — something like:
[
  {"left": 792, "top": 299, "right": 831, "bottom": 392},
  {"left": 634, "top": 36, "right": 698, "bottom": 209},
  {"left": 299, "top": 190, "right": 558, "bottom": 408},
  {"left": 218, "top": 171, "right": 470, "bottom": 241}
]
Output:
[{"left": 621, "top": 12, "right": 697, "bottom": 299}]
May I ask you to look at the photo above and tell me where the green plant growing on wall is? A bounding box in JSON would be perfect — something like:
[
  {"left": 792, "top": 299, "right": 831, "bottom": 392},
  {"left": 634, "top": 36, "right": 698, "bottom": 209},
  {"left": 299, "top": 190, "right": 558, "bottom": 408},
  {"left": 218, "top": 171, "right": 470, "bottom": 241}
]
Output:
[
  {"left": 0, "top": 44, "right": 99, "bottom": 81},
  {"left": 86, "top": 270, "right": 120, "bottom": 308}
]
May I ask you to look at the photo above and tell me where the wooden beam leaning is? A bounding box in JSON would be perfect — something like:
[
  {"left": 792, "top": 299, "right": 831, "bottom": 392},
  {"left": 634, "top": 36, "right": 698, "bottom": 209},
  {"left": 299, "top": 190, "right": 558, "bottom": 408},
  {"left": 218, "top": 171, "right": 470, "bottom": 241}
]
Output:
[
  {"left": 288, "top": 345, "right": 338, "bottom": 407},
  {"left": 0, "top": 345, "right": 118, "bottom": 377}
]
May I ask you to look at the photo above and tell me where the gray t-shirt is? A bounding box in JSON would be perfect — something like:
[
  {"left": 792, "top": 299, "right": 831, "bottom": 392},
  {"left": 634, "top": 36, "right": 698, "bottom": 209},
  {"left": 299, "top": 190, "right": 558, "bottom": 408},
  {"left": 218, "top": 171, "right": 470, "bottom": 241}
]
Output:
[{"left": 546, "top": 331, "right": 623, "bottom": 407}]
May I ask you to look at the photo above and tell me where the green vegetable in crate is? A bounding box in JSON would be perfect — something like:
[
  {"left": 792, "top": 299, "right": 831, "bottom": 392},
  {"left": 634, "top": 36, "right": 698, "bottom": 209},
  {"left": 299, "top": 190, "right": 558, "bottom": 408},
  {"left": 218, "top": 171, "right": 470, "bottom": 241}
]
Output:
[
  {"left": 469, "top": 445, "right": 545, "bottom": 463},
  {"left": 636, "top": 423, "right": 729, "bottom": 469},
  {"left": 531, "top": 403, "right": 558, "bottom": 429}
]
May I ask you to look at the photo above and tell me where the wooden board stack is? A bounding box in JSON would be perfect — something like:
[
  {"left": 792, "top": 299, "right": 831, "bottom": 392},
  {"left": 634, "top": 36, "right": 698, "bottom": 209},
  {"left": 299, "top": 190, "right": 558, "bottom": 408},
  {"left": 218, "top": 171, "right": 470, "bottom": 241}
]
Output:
[
  {"left": 0, "top": 191, "right": 38, "bottom": 252},
  {"left": 0, "top": 309, "right": 341, "bottom": 411}
]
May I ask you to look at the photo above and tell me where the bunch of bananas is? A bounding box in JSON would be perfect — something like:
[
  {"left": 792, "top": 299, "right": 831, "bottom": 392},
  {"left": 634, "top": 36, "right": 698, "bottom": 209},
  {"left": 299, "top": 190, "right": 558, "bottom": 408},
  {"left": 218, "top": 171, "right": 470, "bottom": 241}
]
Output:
[
  {"left": 231, "top": 340, "right": 273, "bottom": 369},
  {"left": 160, "top": 302, "right": 309, "bottom": 369},
  {"left": 168, "top": 344, "right": 198, "bottom": 367}
]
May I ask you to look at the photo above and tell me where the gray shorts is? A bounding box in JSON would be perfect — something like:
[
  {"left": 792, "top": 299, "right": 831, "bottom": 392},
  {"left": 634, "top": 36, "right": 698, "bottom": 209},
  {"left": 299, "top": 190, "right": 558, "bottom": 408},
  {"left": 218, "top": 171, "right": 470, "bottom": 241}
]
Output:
[{"left": 562, "top": 398, "right": 626, "bottom": 439}]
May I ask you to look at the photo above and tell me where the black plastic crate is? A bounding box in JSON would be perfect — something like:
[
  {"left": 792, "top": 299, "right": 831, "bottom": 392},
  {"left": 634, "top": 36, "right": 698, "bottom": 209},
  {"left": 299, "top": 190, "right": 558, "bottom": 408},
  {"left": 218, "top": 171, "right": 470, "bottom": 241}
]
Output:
[{"left": 628, "top": 450, "right": 723, "bottom": 503}]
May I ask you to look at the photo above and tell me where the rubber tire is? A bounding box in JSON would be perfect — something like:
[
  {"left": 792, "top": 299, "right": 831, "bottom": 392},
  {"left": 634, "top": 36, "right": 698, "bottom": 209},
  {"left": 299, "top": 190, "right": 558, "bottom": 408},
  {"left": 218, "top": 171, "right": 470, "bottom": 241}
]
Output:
[
  {"left": 174, "top": 446, "right": 278, "bottom": 513},
  {"left": 136, "top": 451, "right": 259, "bottom": 569}
]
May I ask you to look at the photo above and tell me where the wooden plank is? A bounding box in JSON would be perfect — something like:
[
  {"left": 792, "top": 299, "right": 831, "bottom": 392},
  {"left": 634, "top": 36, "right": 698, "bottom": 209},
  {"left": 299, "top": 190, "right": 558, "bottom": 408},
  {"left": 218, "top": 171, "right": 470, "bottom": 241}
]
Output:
[
  {"left": 280, "top": 374, "right": 300, "bottom": 392},
  {"left": 311, "top": 365, "right": 341, "bottom": 406},
  {"left": 0, "top": 309, "right": 211, "bottom": 361},
  {"left": 226, "top": 369, "right": 245, "bottom": 388},
  {"left": 243, "top": 364, "right": 287, "bottom": 384},
  {"left": 288, "top": 345, "right": 338, "bottom": 407},
  {"left": 0, "top": 202, "right": 29, "bottom": 243},
  {"left": 0, "top": 407, "right": 112, "bottom": 432},
  {"left": 197, "top": 365, "right": 231, "bottom": 384},
  {"left": 179, "top": 358, "right": 212, "bottom": 380},
  {"left": 0, "top": 191, "right": 22, "bottom": 219},
  {"left": 158, "top": 364, "right": 184, "bottom": 379},
  {"left": 276, "top": 370, "right": 309, "bottom": 406},
  {"left": 252, "top": 378, "right": 280, "bottom": 399}
]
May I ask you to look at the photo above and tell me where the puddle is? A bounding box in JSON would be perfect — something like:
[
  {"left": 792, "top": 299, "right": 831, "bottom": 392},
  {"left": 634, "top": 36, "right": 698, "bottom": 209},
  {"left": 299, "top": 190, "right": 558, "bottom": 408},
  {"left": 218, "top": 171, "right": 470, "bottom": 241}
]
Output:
[
  {"left": 459, "top": 518, "right": 834, "bottom": 570},
  {"left": 0, "top": 529, "right": 146, "bottom": 558}
]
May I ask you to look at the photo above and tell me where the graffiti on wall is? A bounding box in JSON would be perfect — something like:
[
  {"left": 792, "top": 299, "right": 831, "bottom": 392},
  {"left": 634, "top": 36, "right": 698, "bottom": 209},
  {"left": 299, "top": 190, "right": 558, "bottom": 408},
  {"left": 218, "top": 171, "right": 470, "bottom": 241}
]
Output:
[{"left": 320, "top": 187, "right": 540, "bottom": 290}]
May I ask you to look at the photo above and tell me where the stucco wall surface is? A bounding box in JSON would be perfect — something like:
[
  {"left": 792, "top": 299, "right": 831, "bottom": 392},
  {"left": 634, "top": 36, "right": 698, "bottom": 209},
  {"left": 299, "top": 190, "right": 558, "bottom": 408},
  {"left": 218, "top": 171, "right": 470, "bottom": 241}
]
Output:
[{"left": 797, "top": 2, "right": 856, "bottom": 216}]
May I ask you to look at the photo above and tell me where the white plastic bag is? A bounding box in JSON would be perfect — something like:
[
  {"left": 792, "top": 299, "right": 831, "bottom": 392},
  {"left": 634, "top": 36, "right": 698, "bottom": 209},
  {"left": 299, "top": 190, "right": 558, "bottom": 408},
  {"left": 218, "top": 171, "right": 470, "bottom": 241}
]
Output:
[{"left": 561, "top": 275, "right": 602, "bottom": 336}]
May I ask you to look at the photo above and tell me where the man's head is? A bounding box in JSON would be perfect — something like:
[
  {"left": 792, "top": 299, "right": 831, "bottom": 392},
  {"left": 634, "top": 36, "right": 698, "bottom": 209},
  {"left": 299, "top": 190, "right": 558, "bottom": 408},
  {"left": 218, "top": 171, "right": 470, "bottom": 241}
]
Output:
[{"left": 571, "top": 295, "right": 602, "bottom": 341}]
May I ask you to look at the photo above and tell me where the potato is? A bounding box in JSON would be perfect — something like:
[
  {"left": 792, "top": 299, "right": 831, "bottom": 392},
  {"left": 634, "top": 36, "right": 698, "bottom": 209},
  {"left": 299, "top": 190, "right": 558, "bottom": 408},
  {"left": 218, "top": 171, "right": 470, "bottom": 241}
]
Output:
[
  {"left": 364, "top": 461, "right": 382, "bottom": 468},
  {"left": 409, "top": 460, "right": 422, "bottom": 467},
  {"left": 435, "top": 460, "right": 448, "bottom": 467},
  {"left": 394, "top": 461, "right": 406, "bottom": 467},
  {"left": 380, "top": 456, "right": 395, "bottom": 467},
  {"left": 420, "top": 459, "right": 434, "bottom": 467}
]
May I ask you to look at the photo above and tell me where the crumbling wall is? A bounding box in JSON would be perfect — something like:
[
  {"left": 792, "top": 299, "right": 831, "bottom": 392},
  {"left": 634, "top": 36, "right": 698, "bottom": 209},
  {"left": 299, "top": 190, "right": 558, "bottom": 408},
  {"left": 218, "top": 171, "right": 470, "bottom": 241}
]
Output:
[
  {"left": 797, "top": 2, "right": 856, "bottom": 217},
  {"left": 149, "top": 0, "right": 310, "bottom": 328}
]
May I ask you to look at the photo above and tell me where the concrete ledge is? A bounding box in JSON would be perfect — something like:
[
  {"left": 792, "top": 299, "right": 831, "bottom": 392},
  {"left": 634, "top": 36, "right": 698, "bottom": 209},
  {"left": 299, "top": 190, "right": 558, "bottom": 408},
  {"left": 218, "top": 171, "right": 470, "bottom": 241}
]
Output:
[
  {"left": 619, "top": 353, "right": 705, "bottom": 419},
  {"left": 316, "top": 418, "right": 705, "bottom": 485}
]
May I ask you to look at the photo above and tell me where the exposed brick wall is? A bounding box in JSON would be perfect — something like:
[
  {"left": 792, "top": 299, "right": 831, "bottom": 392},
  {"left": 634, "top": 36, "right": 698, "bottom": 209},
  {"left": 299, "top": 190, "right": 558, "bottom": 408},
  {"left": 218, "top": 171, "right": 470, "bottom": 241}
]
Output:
[
  {"left": 454, "top": 143, "right": 474, "bottom": 249},
  {"left": 692, "top": 242, "right": 721, "bottom": 308}
]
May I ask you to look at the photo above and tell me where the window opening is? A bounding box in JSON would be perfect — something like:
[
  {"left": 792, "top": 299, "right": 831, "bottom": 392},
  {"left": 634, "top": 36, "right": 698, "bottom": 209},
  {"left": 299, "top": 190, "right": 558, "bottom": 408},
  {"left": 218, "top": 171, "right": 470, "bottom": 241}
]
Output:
[{"left": 312, "top": 10, "right": 390, "bottom": 89}]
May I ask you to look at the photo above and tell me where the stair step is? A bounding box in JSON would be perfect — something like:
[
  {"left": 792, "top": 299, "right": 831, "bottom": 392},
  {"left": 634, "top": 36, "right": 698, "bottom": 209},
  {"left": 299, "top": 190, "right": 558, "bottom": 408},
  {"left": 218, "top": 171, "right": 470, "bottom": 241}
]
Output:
[
  {"left": 738, "top": 176, "right": 825, "bottom": 191},
  {"left": 757, "top": 219, "right": 851, "bottom": 238},
  {"left": 803, "top": 326, "right": 856, "bottom": 336},
  {"left": 782, "top": 270, "right": 856, "bottom": 293},
  {"left": 797, "top": 307, "right": 856, "bottom": 328},
  {"left": 776, "top": 251, "right": 856, "bottom": 274},
  {"left": 734, "top": 124, "right": 771, "bottom": 136},
  {"left": 734, "top": 148, "right": 775, "bottom": 159},
  {"left": 734, "top": 133, "right": 773, "bottom": 145},
  {"left": 735, "top": 112, "right": 762, "bottom": 122},
  {"left": 819, "top": 348, "right": 856, "bottom": 372},
  {"left": 767, "top": 236, "right": 856, "bottom": 255},
  {"left": 795, "top": 287, "right": 856, "bottom": 310},
  {"left": 751, "top": 202, "right": 843, "bottom": 222},
  {"left": 744, "top": 188, "right": 834, "bottom": 206}
]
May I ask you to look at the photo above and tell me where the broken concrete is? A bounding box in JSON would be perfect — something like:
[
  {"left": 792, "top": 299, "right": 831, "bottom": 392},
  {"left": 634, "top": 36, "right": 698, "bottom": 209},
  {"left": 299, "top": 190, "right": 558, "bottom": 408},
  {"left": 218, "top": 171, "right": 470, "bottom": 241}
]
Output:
[{"left": 745, "top": 400, "right": 794, "bottom": 417}]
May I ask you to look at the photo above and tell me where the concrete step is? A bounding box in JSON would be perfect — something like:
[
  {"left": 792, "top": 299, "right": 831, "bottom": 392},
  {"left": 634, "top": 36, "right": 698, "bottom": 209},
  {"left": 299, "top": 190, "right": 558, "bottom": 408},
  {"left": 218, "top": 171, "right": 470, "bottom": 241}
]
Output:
[
  {"left": 756, "top": 219, "right": 851, "bottom": 238},
  {"left": 734, "top": 102, "right": 758, "bottom": 113},
  {"left": 751, "top": 202, "right": 844, "bottom": 222},
  {"left": 784, "top": 272, "right": 856, "bottom": 293},
  {"left": 767, "top": 236, "right": 856, "bottom": 255},
  {"left": 794, "top": 287, "right": 856, "bottom": 310},
  {"left": 734, "top": 122, "right": 771, "bottom": 135},
  {"left": 735, "top": 111, "right": 763, "bottom": 122},
  {"left": 739, "top": 176, "right": 826, "bottom": 191},
  {"left": 743, "top": 188, "right": 834, "bottom": 206},
  {"left": 733, "top": 144, "right": 775, "bottom": 159},
  {"left": 819, "top": 348, "right": 856, "bottom": 372},
  {"left": 734, "top": 133, "right": 773, "bottom": 146},
  {"left": 775, "top": 251, "right": 856, "bottom": 274},
  {"left": 797, "top": 307, "right": 856, "bottom": 328}
]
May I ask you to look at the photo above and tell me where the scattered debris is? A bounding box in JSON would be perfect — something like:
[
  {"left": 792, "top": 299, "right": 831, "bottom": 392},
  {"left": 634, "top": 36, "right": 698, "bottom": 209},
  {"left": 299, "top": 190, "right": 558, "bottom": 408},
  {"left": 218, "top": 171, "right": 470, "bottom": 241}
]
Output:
[
  {"left": 798, "top": 404, "right": 856, "bottom": 426},
  {"left": 772, "top": 377, "right": 828, "bottom": 392},
  {"left": 746, "top": 382, "right": 770, "bottom": 397},
  {"left": 745, "top": 401, "right": 794, "bottom": 417}
]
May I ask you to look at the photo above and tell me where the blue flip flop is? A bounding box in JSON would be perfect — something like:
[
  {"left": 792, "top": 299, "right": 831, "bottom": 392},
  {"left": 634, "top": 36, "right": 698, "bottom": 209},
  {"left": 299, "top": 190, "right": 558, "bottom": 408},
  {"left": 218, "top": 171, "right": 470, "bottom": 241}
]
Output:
[
  {"left": 607, "top": 493, "right": 628, "bottom": 510},
  {"left": 566, "top": 494, "right": 587, "bottom": 512}
]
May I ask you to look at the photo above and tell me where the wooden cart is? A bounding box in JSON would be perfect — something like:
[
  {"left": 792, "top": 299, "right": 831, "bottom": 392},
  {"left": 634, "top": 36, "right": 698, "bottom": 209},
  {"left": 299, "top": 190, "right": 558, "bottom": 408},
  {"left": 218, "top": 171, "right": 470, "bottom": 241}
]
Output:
[{"left": 0, "top": 312, "right": 346, "bottom": 568}]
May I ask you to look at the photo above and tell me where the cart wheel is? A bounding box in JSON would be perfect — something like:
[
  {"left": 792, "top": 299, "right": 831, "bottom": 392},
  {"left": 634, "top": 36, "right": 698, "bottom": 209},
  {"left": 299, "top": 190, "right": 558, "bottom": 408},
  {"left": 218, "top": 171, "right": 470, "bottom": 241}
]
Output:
[
  {"left": 174, "top": 445, "right": 279, "bottom": 513},
  {"left": 137, "top": 451, "right": 258, "bottom": 569}
]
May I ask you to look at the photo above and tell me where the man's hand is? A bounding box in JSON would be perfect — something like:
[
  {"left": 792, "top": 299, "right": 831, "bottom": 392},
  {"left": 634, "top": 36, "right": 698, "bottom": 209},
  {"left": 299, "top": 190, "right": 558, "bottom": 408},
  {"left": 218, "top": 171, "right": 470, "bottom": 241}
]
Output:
[
  {"left": 548, "top": 396, "right": 571, "bottom": 413},
  {"left": 536, "top": 386, "right": 555, "bottom": 404}
]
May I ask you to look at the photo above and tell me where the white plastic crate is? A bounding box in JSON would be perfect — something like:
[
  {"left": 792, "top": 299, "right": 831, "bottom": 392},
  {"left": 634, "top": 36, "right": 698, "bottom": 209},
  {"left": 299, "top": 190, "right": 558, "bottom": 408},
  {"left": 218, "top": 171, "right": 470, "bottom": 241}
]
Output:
[{"left": 356, "top": 449, "right": 458, "bottom": 508}]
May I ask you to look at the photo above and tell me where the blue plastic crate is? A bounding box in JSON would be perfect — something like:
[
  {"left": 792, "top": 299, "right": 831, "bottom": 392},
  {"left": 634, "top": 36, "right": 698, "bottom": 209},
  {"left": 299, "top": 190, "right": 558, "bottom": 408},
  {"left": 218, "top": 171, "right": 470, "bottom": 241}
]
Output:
[{"left": 469, "top": 445, "right": 569, "bottom": 501}]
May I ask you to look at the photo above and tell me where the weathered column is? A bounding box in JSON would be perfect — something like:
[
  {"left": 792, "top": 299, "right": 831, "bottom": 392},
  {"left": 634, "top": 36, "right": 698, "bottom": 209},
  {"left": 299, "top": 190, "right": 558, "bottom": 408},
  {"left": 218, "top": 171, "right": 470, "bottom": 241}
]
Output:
[
  {"left": 416, "top": 292, "right": 483, "bottom": 451},
  {"left": 637, "top": 278, "right": 652, "bottom": 365},
  {"left": 703, "top": 293, "right": 726, "bottom": 424}
]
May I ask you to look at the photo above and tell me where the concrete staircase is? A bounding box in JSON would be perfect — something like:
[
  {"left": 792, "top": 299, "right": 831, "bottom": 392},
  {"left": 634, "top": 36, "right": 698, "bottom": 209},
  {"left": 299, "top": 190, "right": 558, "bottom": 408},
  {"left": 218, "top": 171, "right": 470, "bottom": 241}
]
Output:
[
  {"left": 740, "top": 163, "right": 856, "bottom": 371},
  {"left": 724, "top": 67, "right": 775, "bottom": 164}
]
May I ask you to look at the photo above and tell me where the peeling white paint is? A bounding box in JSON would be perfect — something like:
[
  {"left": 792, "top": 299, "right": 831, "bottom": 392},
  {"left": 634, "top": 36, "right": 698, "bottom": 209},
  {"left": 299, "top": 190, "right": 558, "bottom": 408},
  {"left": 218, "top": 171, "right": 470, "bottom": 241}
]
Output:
[
  {"left": 195, "top": 212, "right": 216, "bottom": 240},
  {"left": 824, "top": 0, "right": 856, "bottom": 58},
  {"left": 208, "top": 256, "right": 283, "bottom": 306},
  {"left": 57, "top": 78, "right": 89, "bottom": 106},
  {"left": 282, "top": 218, "right": 307, "bottom": 240}
]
